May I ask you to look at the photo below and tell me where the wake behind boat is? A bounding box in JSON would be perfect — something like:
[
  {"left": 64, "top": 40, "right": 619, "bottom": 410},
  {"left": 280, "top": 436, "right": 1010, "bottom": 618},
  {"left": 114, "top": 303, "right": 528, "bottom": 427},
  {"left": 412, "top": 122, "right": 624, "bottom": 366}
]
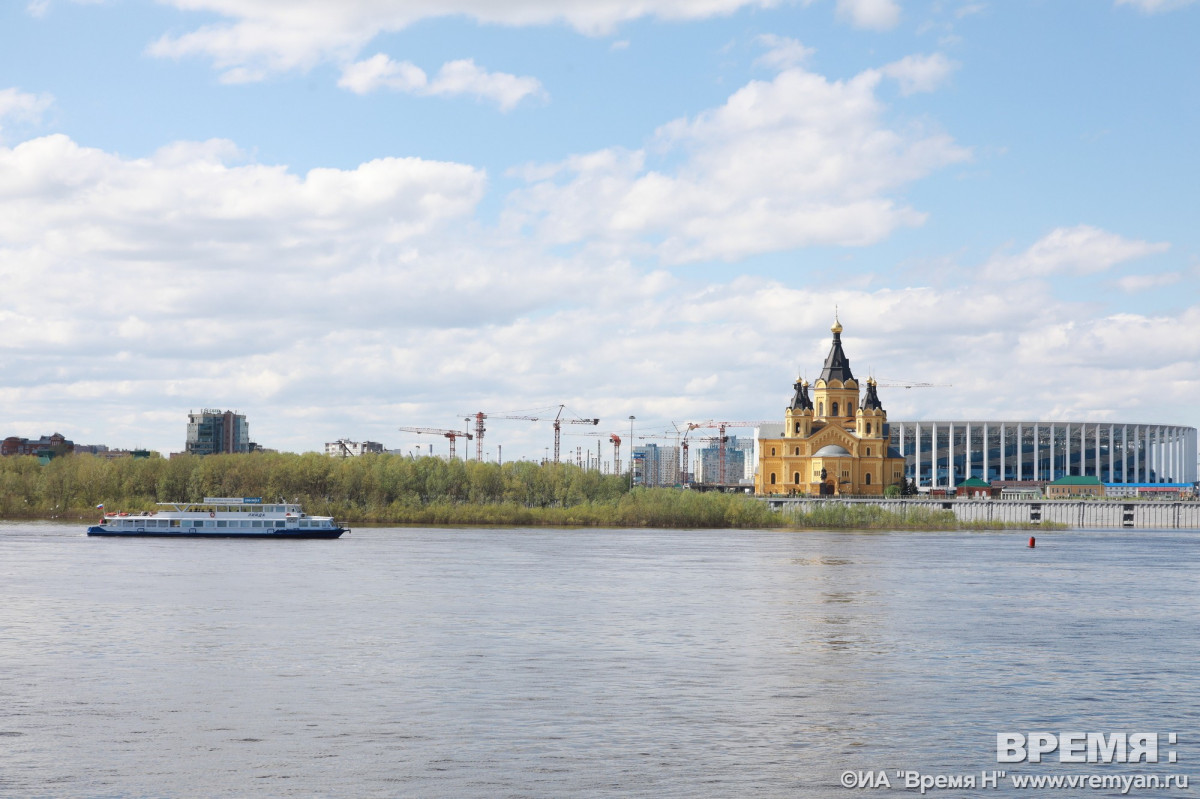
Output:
[{"left": 87, "top": 497, "right": 348, "bottom": 538}]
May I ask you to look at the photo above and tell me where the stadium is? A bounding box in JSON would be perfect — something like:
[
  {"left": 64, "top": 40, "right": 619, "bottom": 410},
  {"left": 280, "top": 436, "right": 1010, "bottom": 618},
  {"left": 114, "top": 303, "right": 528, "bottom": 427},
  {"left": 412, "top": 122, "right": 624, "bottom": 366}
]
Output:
[{"left": 887, "top": 420, "right": 1197, "bottom": 491}]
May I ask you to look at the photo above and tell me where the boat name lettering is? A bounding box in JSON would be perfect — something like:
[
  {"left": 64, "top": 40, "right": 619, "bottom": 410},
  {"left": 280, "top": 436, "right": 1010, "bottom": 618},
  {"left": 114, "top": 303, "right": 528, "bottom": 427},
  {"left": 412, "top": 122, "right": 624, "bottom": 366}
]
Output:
[{"left": 248, "top": 512, "right": 266, "bottom": 517}]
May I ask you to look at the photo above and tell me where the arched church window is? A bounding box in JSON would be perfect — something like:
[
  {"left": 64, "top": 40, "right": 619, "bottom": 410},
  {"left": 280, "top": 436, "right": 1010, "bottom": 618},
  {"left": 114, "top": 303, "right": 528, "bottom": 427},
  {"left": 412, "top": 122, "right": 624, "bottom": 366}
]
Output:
[
  {"left": 770, "top": 473, "right": 777, "bottom": 485},
  {"left": 865, "top": 473, "right": 871, "bottom": 485},
  {"left": 794, "top": 447, "right": 799, "bottom": 456},
  {"left": 770, "top": 447, "right": 776, "bottom": 456},
  {"left": 866, "top": 423, "right": 872, "bottom": 435},
  {"left": 818, "top": 402, "right": 824, "bottom": 416},
  {"left": 793, "top": 472, "right": 800, "bottom": 484},
  {"left": 832, "top": 402, "right": 839, "bottom": 417}
]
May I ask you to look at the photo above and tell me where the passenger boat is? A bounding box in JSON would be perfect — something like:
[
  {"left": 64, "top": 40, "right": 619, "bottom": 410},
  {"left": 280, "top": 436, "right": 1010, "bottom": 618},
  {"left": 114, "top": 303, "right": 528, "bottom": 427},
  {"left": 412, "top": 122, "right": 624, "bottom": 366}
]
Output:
[{"left": 86, "top": 497, "right": 348, "bottom": 538}]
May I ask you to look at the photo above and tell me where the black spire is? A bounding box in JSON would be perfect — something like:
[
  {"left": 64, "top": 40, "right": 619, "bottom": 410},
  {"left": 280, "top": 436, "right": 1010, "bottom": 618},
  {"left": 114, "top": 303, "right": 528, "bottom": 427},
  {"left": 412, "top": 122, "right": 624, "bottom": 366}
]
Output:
[
  {"left": 789, "top": 379, "right": 813, "bottom": 411},
  {"left": 860, "top": 378, "right": 884, "bottom": 411},
  {"left": 819, "top": 316, "right": 854, "bottom": 383}
]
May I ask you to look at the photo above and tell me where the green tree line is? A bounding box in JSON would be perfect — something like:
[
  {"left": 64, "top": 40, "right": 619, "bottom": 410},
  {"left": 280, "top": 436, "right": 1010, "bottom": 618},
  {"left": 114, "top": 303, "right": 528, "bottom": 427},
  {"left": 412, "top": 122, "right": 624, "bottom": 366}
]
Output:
[{"left": 0, "top": 452, "right": 1041, "bottom": 529}]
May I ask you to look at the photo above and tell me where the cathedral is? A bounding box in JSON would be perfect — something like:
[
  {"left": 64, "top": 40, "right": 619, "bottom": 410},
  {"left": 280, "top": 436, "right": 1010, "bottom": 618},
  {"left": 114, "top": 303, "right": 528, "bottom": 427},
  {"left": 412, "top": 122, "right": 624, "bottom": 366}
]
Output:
[{"left": 755, "top": 317, "right": 906, "bottom": 496}]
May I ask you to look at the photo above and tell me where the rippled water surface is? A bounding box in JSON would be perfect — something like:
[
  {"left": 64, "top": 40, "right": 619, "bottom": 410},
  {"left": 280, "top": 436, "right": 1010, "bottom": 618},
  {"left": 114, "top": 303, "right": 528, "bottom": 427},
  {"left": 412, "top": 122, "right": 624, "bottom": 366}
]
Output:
[{"left": 1, "top": 523, "right": 1197, "bottom": 797}]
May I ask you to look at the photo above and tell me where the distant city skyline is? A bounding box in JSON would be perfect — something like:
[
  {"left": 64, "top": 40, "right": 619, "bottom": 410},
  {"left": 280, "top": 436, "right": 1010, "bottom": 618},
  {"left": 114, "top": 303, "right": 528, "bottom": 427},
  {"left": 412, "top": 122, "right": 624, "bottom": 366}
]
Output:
[{"left": 0, "top": 1, "right": 1196, "bottom": 462}]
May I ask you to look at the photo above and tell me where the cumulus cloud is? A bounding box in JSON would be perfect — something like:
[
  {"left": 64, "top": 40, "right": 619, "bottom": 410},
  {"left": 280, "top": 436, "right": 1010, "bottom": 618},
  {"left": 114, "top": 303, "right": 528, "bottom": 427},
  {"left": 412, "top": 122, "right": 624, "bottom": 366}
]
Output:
[
  {"left": 145, "top": 0, "right": 784, "bottom": 82},
  {"left": 1115, "top": 0, "right": 1197, "bottom": 11},
  {"left": 982, "top": 225, "right": 1170, "bottom": 280},
  {"left": 339, "top": 55, "right": 544, "bottom": 110},
  {"left": 835, "top": 0, "right": 902, "bottom": 30},
  {"left": 879, "top": 53, "right": 957, "bottom": 95},
  {"left": 1, "top": 129, "right": 1196, "bottom": 452},
  {"left": 0, "top": 88, "right": 53, "bottom": 133},
  {"left": 1115, "top": 272, "right": 1182, "bottom": 292},
  {"left": 504, "top": 62, "right": 969, "bottom": 263},
  {"left": 754, "top": 34, "right": 815, "bottom": 71}
]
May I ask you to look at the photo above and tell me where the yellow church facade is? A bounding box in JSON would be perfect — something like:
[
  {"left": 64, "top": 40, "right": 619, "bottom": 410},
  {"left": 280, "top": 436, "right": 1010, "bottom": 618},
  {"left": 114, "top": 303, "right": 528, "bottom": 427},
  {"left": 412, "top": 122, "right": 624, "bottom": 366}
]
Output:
[{"left": 755, "top": 318, "right": 906, "bottom": 496}]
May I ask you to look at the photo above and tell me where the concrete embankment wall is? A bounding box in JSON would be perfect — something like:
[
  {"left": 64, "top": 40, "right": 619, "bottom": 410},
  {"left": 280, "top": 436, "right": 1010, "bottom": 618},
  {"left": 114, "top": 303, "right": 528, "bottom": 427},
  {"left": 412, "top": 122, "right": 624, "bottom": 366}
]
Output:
[{"left": 762, "top": 498, "right": 1200, "bottom": 529}]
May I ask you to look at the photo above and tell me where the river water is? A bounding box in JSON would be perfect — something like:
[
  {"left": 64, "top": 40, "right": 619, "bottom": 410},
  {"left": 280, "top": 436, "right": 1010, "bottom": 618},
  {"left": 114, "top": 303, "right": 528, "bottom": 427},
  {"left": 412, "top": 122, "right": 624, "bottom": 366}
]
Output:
[{"left": 1, "top": 523, "right": 1196, "bottom": 797}]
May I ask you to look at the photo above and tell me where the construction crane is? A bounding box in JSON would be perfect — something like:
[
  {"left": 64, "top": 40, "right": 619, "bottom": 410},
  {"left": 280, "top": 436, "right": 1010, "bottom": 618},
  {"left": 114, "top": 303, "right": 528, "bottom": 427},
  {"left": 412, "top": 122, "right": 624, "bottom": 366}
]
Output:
[
  {"left": 875, "top": 377, "right": 952, "bottom": 389},
  {"left": 682, "top": 421, "right": 776, "bottom": 485},
  {"left": 676, "top": 422, "right": 704, "bottom": 485},
  {"left": 551, "top": 405, "right": 599, "bottom": 462},
  {"left": 397, "top": 426, "right": 473, "bottom": 460},
  {"left": 567, "top": 431, "right": 623, "bottom": 474},
  {"left": 470, "top": 405, "right": 600, "bottom": 464},
  {"left": 466, "top": 411, "right": 544, "bottom": 462}
]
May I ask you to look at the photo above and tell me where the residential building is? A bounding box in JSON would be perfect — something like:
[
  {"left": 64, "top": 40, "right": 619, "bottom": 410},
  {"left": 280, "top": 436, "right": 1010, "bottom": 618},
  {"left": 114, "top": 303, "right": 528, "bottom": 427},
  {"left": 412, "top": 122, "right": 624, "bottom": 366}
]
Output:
[
  {"left": 325, "top": 439, "right": 385, "bottom": 457},
  {"left": 632, "top": 443, "right": 680, "bottom": 487},
  {"left": 186, "top": 410, "right": 249, "bottom": 455},
  {"left": 1, "top": 433, "right": 74, "bottom": 458},
  {"left": 697, "top": 435, "right": 748, "bottom": 485}
]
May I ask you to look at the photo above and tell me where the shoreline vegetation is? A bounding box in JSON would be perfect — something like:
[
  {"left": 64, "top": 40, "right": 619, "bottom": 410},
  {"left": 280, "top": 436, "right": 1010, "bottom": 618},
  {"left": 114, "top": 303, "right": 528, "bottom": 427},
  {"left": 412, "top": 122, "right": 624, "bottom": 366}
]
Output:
[{"left": 0, "top": 451, "right": 1052, "bottom": 530}]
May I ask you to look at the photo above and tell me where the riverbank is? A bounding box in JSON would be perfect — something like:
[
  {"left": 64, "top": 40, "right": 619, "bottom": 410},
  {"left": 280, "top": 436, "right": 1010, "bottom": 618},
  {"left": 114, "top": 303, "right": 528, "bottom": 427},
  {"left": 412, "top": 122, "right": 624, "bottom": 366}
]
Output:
[
  {"left": 0, "top": 451, "right": 1051, "bottom": 530},
  {"left": 25, "top": 494, "right": 1050, "bottom": 531}
]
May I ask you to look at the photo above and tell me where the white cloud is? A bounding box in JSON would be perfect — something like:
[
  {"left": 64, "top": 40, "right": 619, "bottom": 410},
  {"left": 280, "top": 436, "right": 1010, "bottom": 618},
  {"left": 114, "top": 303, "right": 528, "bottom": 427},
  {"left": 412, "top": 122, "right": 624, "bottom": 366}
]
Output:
[
  {"left": 145, "top": 0, "right": 785, "bottom": 82},
  {"left": 1, "top": 131, "right": 1197, "bottom": 453},
  {"left": 339, "top": 55, "right": 544, "bottom": 110},
  {"left": 0, "top": 88, "right": 53, "bottom": 133},
  {"left": 836, "top": 0, "right": 902, "bottom": 30},
  {"left": 755, "top": 34, "right": 815, "bottom": 71},
  {"left": 983, "top": 225, "right": 1170, "bottom": 280},
  {"left": 505, "top": 62, "right": 969, "bottom": 263},
  {"left": 1115, "top": 272, "right": 1182, "bottom": 292},
  {"left": 879, "top": 53, "right": 957, "bottom": 95},
  {"left": 1115, "top": 0, "right": 1197, "bottom": 12}
]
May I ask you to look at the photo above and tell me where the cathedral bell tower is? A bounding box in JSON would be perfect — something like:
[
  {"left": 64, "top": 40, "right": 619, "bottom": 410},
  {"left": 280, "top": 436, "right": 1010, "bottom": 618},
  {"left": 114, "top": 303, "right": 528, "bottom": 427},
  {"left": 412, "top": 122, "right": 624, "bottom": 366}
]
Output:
[
  {"left": 855, "top": 377, "right": 888, "bottom": 440},
  {"left": 785, "top": 378, "right": 814, "bottom": 438},
  {"left": 812, "top": 315, "right": 859, "bottom": 425}
]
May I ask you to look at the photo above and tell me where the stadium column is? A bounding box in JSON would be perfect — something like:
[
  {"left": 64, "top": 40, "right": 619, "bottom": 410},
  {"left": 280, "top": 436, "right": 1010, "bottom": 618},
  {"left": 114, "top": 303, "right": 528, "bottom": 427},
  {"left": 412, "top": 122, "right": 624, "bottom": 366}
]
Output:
[
  {"left": 1137, "top": 426, "right": 1143, "bottom": 482},
  {"left": 983, "top": 422, "right": 989, "bottom": 482},
  {"left": 1122, "top": 425, "right": 1128, "bottom": 483},
  {"left": 999, "top": 423, "right": 1006, "bottom": 482},
  {"left": 1066, "top": 422, "right": 1072, "bottom": 475},
  {"left": 1152, "top": 427, "right": 1158, "bottom": 482},
  {"left": 932, "top": 422, "right": 938, "bottom": 490},
  {"left": 1109, "top": 424, "right": 1114, "bottom": 484},
  {"left": 1033, "top": 423, "right": 1039, "bottom": 482},
  {"left": 1048, "top": 423, "right": 1055, "bottom": 481},
  {"left": 1017, "top": 422, "right": 1023, "bottom": 481},
  {"left": 949, "top": 422, "right": 955, "bottom": 488},
  {"left": 965, "top": 422, "right": 971, "bottom": 481}
]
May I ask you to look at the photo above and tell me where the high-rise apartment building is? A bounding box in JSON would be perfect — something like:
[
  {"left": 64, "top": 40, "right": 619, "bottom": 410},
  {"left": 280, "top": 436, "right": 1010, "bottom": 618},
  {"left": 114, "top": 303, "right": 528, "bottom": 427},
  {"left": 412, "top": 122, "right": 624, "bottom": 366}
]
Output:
[
  {"left": 186, "top": 410, "right": 250, "bottom": 455},
  {"left": 632, "top": 443, "right": 680, "bottom": 487}
]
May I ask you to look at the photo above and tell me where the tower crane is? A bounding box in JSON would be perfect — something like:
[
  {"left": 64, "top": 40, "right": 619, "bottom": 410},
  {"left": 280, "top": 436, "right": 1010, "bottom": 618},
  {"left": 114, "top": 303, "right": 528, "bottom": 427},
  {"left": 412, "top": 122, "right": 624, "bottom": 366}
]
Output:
[
  {"left": 682, "top": 420, "right": 776, "bottom": 485},
  {"left": 874, "top": 377, "right": 952, "bottom": 389},
  {"left": 470, "top": 405, "right": 600, "bottom": 464},
  {"left": 551, "top": 405, "right": 599, "bottom": 462},
  {"left": 567, "top": 431, "right": 623, "bottom": 474},
  {"left": 397, "top": 426, "right": 473, "bottom": 459},
  {"left": 466, "top": 411, "right": 545, "bottom": 462}
]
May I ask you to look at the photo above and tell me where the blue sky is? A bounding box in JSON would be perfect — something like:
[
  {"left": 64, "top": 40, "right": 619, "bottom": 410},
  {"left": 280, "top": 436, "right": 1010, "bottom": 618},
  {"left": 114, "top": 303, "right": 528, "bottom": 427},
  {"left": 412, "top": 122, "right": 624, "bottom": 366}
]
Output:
[{"left": 0, "top": 0, "right": 1196, "bottom": 462}]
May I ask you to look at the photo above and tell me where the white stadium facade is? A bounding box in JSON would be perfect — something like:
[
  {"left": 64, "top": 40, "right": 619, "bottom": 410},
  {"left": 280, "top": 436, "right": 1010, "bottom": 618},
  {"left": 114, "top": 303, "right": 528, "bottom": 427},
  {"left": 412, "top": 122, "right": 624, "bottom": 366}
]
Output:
[{"left": 888, "top": 421, "right": 1198, "bottom": 490}]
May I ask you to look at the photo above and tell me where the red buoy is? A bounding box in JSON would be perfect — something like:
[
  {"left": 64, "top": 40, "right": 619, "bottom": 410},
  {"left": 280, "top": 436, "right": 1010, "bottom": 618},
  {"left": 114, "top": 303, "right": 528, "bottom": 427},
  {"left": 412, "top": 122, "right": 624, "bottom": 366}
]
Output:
[{"left": 1028, "top": 536, "right": 1036, "bottom": 548}]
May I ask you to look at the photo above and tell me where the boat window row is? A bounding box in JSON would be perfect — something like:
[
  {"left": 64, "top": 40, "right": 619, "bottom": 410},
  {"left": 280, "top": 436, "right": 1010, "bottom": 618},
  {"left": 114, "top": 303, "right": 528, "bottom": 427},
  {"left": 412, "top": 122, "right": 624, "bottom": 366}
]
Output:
[
  {"left": 107, "top": 518, "right": 329, "bottom": 529},
  {"left": 203, "top": 505, "right": 298, "bottom": 513}
]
